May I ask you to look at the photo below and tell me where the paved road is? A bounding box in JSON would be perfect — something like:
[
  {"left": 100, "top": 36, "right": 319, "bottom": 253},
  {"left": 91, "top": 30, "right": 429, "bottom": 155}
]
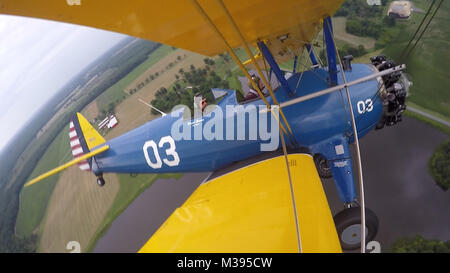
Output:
[{"left": 407, "top": 106, "right": 450, "bottom": 128}]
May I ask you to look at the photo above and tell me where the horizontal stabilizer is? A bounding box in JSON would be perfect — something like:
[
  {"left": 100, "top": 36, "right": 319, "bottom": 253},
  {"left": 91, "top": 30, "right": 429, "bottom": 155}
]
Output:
[{"left": 24, "top": 145, "right": 109, "bottom": 188}]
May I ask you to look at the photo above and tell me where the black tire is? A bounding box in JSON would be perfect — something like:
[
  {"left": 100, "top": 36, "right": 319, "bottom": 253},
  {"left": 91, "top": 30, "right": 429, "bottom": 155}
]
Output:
[
  {"left": 333, "top": 207, "right": 379, "bottom": 251},
  {"left": 97, "top": 177, "right": 105, "bottom": 187},
  {"left": 314, "top": 154, "right": 332, "bottom": 178}
]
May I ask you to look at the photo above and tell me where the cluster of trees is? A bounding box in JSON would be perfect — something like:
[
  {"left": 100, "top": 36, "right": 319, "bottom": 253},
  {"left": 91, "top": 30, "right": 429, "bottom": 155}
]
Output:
[
  {"left": 97, "top": 96, "right": 127, "bottom": 122},
  {"left": 0, "top": 232, "right": 37, "bottom": 253},
  {"left": 346, "top": 16, "right": 396, "bottom": 40},
  {"left": 0, "top": 171, "right": 39, "bottom": 253},
  {"left": 218, "top": 52, "right": 231, "bottom": 63},
  {"left": 203, "top": 58, "right": 216, "bottom": 66},
  {"left": 429, "top": 139, "right": 450, "bottom": 191},
  {"left": 337, "top": 0, "right": 396, "bottom": 43},
  {"left": 151, "top": 61, "right": 230, "bottom": 115},
  {"left": 346, "top": 18, "right": 384, "bottom": 39},
  {"left": 391, "top": 235, "right": 450, "bottom": 253},
  {"left": 340, "top": 44, "right": 367, "bottom": 58},
  {"left": 383, "top": 14, "right": 396, "bottom": 27},
  {"left": 335, "top": 0, "right": 388, "bottom": 18}
]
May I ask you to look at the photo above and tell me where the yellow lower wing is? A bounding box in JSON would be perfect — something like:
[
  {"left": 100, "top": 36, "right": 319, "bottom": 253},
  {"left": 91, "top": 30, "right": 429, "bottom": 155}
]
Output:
[{"left": 139, "top": 153, "right": 341, "bottom": 253}]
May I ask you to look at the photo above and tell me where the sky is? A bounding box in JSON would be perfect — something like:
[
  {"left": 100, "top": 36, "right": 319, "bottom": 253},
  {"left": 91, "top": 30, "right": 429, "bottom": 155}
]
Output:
[{"left": 0, "top": 15, "right": 127, "bottom": 151}]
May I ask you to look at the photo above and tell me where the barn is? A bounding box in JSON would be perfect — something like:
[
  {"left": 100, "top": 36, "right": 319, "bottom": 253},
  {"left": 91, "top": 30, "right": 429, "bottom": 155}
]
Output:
[{"left": 388, "top": 1, "right": 412, "bottom": 19}]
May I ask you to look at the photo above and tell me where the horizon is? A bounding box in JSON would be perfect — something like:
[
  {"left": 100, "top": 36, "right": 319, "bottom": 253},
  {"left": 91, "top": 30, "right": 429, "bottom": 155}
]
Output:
[{"left": 0, "top": 14, "right": 128, "bottom": 152}]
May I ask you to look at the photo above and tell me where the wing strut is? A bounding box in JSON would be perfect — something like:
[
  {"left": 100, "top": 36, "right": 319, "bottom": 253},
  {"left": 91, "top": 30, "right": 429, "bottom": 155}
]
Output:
[
  {"left": 189, "top": 0, "right": 291, "bottom": 137},
  {"left": 215, "top": 0, "right": 296, "bottom": 143},
  {"left": 257, "top": 41, "right": 293, "bottom": 95}
]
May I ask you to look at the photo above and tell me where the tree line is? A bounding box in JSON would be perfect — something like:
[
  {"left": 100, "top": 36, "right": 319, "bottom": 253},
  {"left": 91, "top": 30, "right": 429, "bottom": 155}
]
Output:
[{"left": 391, "top": 235, "right": 450, "bottom": 253}]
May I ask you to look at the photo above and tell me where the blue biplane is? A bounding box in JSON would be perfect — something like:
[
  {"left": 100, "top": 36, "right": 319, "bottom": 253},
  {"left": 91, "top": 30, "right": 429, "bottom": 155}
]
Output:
[{"left": 6, "top": 0, "right": 409, "bottom": 252}]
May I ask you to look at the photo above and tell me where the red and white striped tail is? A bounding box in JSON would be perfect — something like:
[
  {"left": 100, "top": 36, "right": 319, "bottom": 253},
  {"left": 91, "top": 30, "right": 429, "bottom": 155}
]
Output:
[{"left": 69, "top": 121, "right": 91, "bottom": 171}]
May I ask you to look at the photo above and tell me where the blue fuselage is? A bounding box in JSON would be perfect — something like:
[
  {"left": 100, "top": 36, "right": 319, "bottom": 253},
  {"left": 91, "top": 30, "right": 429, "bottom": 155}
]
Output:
[{"left": 93, "top": 64, "right": 383, "bottom": 196}]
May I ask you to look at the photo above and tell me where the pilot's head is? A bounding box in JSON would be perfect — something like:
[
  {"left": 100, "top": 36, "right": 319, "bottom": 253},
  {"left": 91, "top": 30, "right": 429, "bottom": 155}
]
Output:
[{"left": 194, "top": 93, "right": 207, "bottom": 111}]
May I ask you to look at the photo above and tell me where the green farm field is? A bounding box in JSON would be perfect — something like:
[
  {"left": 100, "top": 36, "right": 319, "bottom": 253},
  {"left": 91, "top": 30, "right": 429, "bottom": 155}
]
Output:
[
  {"left": 383, "top": 0, "right": 450, "bottom": 118},
  {"left": 95, "top": 45, "right": 176, "bottom": 112},
  {"left": 15, "top": 125, "right": 71, "bottom": 238}
]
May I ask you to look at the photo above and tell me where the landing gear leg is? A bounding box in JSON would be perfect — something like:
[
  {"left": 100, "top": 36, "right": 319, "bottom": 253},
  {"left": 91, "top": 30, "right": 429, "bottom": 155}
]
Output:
[
  {"left": 96, "top": 175, "right": 106, "bottom": 187},
  {"left": 333, "top": 206, "right": 379, "bottom": 251}
]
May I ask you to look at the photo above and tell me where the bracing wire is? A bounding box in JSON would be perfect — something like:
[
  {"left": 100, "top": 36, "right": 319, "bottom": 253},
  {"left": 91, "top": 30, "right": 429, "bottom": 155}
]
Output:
[
  {"left": 279, "top": 117, "right": 303, "bottom": 253},
  {"left": 403, "top": 0, "right": 443, "bottom": 60},
  {"left": 400, "top": 0, "right": 436, "bottom": 60}
]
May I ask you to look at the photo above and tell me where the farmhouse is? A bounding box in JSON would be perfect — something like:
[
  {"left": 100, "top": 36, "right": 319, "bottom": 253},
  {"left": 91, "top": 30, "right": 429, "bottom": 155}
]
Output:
[
  {"left": 98, "top": 115, "right": 119, "bottom": 130},
  {"left": 388, "top": 1, "right": 412, "bottom": 19}
]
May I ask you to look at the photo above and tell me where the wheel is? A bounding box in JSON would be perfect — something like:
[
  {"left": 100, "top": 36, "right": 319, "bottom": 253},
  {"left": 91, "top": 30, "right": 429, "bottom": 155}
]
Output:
[
  {"left": 333, "top": 207, "right": 379, "bottom": 251},
  {"left": 314, "top": 154, "right": 332, "bottom": 178},
  {"left": 97, "top": 177, "right": 105, "bottom": 187}
]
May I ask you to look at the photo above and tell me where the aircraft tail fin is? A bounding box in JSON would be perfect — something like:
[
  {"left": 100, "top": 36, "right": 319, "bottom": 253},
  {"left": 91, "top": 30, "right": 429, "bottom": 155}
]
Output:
[{"left": 69, "top": 113, "right": 106, "bottom": 171}]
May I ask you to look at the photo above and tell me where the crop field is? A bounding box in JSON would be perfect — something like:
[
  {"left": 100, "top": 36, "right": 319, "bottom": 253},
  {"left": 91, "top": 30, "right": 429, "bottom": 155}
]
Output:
[
  {"left": 38, "top": 166, "right": 120, "bottom": 252},
  {"left": 126, "top": 48, "right": 206, "bottom": 95},
  {"left": 81, "top": 100, "right": 99, "bottom": 121}
]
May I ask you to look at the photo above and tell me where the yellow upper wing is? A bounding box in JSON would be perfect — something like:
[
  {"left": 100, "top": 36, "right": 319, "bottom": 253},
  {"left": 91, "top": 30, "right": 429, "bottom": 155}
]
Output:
[
  {"left": 139, "top": 153, "right": 341, "bottom": 253},
  {"left": 0, "top": 0, "right": 344, "bottom": 60}
]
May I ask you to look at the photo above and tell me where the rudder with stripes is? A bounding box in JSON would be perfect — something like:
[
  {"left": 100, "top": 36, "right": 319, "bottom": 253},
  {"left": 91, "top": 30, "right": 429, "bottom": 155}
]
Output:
[{"left": 69, "top": 113, "right": 106, "bottom": 171}]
